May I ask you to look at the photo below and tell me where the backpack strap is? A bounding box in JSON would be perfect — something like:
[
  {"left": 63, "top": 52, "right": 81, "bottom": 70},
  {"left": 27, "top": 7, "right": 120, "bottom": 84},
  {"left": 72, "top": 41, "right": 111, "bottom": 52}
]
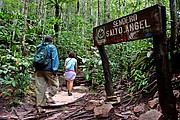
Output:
[
  {"left": 66, "top": 58, "right": 72, "bottom": 65},
  {"left": 65, "top": 58, "right": 72, "bottom": 71}
]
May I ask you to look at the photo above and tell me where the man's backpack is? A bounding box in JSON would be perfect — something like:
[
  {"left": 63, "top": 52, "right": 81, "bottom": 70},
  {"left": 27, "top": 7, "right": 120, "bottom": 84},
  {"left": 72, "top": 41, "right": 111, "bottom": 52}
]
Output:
[{"left": 33, "top": 45, "right": 50, "bottom": 69}]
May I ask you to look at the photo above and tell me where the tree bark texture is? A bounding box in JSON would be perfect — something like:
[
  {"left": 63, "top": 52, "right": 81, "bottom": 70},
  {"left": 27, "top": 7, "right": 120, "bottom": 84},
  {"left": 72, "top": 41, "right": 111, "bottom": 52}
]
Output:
[
  {"left": 104, "top": 0, "right": 110, "bottom": 23},
  {"left": 81, "top": 0, "right": 86, "bottom": 46},
  {"left": 169, "top": 0, "right": 178, "bottom": 73},
  {"left": 97, "top": 0, "right": 114, "bottom": 96},
  {"left": 54, "top": 4, "right": 60, "bottom": 41},
  {"left": 76, "top": 0, "right": 80, "bottom": 14},
  {"left": 98, "top": 46, "right": 114, "bottom": 96},
  {"left": 22, "top": 0, "right": 28, "bottom": 56},
  {"left": 37, "top": 0, "right": 43, "bottom": 28},
  {"left": 42, "top": 1, "right": 47, "bottom": 34},
  {"left": 95, "top": 0, "right": 100, "bottom": 27},
  {"left": 0, "top": 0, "right": 3, "bottom": 11},
  {"left": 153, "top": 6, "right": 177, "bottom": 120}
]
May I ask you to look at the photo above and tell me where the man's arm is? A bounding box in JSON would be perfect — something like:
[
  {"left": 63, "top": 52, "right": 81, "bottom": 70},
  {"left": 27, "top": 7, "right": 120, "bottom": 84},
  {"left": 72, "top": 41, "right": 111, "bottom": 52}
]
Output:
[{"left": 51, "top": 46, "right": 59, "bottom": 75}]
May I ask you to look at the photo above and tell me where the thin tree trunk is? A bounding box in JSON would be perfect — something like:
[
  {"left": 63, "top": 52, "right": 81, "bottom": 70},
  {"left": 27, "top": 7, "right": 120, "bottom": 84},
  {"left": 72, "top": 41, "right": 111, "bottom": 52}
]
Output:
[
  {"left": 97, "top": 0, "right": 114, "bottom": 96},
  {"left": 90, "top": 0, "right": 93, "bottom": 28},
  {"left": 11, "top": 20, "right": 17, "bottom": 49},
  {"left": 37, "top": 0, "right": 43, "bottom": 28},
  {"left": 170, "top": 0, "right": 178, "bottom": 73},
  {"left": 18, "top": 1, "right": 21, "bottom": 18},
  {"left": 0, "top": 0, "right": 3, "bottom": 12},
  {"left": 22, "top": 0, "right": 28, "bottom": 56},
  {"left": 118, "top": 0, "right": 121, "bottom": 17},
  {"left": 95, "top": 0, "right": 99, "bottom": 26},
  {"left": 81, "top": 0, "right": 85, "bottom": 46},
  {"left": 21, "top": 0, "right": 24, "bottom": 13},
  {"left": 76, "top": 0, "right": 80, "bottom": 35},
  {"left": 121, "top": 0, "right": 126, "bottom": 15},
  {"left": 54, "top": 4, "right": 60, "bottom": 41},
  {"left": 82, "top": 25, "right": 85, "bottom": 46},
  {"left": 104, "top": 0, "right": 110, "bottom": 23},
  {"left": 153, "top": 6, "right": 177, "bottom": 120},
  {"left": 42, "top": 0, "right": 47, "bottom": 34},
  {"left": 76, "top": 0, "right": 80, "bottom": 14}
]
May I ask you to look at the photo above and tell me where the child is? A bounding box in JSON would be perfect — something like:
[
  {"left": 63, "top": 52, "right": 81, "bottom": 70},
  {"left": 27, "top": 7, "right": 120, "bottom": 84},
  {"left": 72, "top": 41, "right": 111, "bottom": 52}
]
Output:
[{"left": 64, "top": 51, "right": 78, "bottom": 96}]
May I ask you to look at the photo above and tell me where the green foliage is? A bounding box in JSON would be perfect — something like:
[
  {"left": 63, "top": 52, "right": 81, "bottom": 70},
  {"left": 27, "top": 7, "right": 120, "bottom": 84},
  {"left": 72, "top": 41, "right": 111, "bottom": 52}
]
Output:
[
  {"left": 129, "top": 44, "right": 155, "bottom": 91},
  {"left": 129, "top": 69, "right": 148, "bottom": 91},
  {"left": 106, "top": 39, "right": 155, "bottom": 91},
  {"left": 0, "top": 0, "right": 178, "bottom": 105},
  {"left": 0, "top": 43, "right": 33, "bottom": 104},
  {"left": 73, "top": 47, "right": 105, "bottom": 85}
]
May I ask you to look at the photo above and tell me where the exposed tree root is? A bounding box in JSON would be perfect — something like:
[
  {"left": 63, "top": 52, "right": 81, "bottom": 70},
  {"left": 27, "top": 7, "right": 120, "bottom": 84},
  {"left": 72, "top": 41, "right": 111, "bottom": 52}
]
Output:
[{"left": 62, "top": 106, "right": 84, "bottom": 120}]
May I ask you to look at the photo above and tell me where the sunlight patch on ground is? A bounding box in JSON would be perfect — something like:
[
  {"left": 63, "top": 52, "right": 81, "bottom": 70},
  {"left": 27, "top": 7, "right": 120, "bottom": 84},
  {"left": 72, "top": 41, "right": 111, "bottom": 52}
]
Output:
[{"left": 46, "top": 91, "right": 86, "bottom": 106}]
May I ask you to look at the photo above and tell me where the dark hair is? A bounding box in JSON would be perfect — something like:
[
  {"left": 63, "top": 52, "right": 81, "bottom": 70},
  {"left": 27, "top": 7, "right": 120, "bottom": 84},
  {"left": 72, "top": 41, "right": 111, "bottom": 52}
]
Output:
[
  {"left": 44, "top": 35, "right": 53, "bottom": 42},
  {"left": 69, "top": 51, "right": 76, "bottom": 58}
]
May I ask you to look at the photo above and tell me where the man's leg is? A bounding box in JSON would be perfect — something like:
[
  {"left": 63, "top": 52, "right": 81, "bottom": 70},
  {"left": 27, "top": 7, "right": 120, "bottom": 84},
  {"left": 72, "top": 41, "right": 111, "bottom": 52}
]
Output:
[
  {"left": 35, "top": 71, "right": 47, "bottom": 112},
  {"left": 44, "top": 71, "right": 59, "bottom": 98}
]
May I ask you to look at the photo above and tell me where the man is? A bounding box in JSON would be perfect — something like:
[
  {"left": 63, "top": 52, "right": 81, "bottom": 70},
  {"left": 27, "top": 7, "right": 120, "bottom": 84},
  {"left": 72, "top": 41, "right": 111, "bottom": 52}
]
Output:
[{"left": 34, "top": 35, "right": 59, "bottom": 113}]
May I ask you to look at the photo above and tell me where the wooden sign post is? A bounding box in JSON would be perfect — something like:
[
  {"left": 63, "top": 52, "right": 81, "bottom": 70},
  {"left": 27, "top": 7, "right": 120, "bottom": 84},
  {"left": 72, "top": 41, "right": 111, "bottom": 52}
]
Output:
[
  {"left": 153, "top": 6, "right": 177, "bottom": 120},
  {"left": 93, "top": 4, "right": 177, "bottom": 119}
]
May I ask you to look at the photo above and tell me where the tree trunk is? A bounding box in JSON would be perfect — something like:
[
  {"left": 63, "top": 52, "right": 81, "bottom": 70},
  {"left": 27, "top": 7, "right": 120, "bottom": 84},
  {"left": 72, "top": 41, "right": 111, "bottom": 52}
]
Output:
[
  {"left": 118, "top": 0, "right": 121, "bottom": 17},
  {"left": 37, "top": 0, "right": 43, "bottom": 28},
  {"left": 20, "top": 0, "right": 24, "bottom": 13},
  {"left": 54, "top": 4, "right": 60, "bottom": 41},
  {"left": 22, "top": 0, "right": 28, "bottom": 56},
  {"left": 76, "top": 0, "right": 80, "bottom": 14},
  {"left": 11, "top": 20, "right": 17, "bottom": 49},
  {"left": 90, "top": 0, "right": 93, "bottom": 29},
  {"left": 98, "top": 46, "right": 114, "bottom": 96},
  {"left": 97, "top": 0, "right": 114, "bottom": 96},
  {"left": 169, "top": 0, "right": 178, "bottom": 73},
  {"left": 104, "top": 0, "right": 110, "bottom": 23},
  {"left": 74, "top": 1, "right": 79, "bottom": 40},
  {"left": 0, "top": 0, "right": 3, "bottom": 11},
  {"left": 153, "top": 6, "right": 177, "bottom": 120},
  {"left": 81, "top": 0, "right": 86, "bottom": 46},
  {"left": 42, "top": 0, "right": 47, "bottom": 34},
  {"left": 95, "top": 0, "right": 99, "bottom": 27}
]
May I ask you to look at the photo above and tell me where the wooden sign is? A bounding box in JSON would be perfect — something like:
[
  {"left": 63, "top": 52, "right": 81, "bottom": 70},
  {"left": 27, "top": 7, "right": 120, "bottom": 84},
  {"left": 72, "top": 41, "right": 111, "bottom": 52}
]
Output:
[{"left": 93, "top": 4, "right": 163, "bottom": 46}]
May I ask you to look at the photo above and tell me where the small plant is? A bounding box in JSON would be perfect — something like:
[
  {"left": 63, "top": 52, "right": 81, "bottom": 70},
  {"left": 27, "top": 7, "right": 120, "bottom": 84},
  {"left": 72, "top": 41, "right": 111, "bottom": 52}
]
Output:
[
  {"left": 0, "top": 50, "right": 34, "bottom": 104},
  {"left": 128, "top": 69, "right": 148, "bottom": 92}
]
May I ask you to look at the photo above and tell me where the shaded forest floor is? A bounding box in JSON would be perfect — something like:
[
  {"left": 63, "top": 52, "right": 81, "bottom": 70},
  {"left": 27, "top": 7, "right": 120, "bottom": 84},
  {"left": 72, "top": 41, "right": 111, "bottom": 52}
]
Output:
[{"left": 0, "top": 73, "right": 180, "bottom": 120}]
